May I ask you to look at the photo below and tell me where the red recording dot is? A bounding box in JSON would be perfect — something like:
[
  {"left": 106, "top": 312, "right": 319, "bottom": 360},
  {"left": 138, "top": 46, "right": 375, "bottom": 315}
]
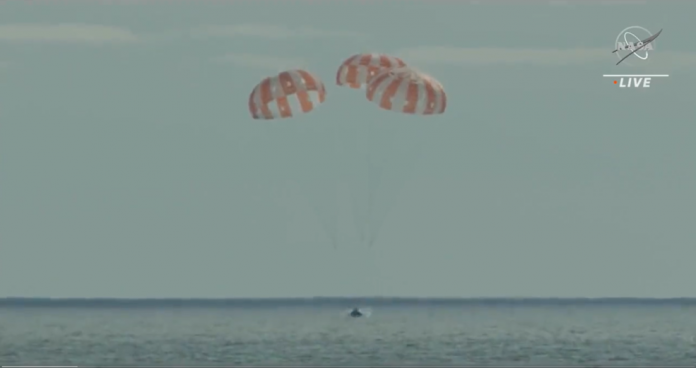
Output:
[{"left": 614, "top": 80, "right": 617, "bottom": 84}]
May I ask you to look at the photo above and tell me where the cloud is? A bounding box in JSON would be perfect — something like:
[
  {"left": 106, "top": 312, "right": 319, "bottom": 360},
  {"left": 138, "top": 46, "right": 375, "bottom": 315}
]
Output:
[
  {"left": 394, "top": 46, "right": 696, "bottom": 70},
  {"left": 549, "top": 0, "right": 647, "bottom": 4},
  {"left": 397, "top": 46, "right": 609, "bottom": 65},
  {"left": 0, "top": 24, "right": 140, "bottom": 44},
  {"left": 212, "top": 53, "right": 309, "bottom": 71},
  {"left": 600, "top": 0, "right": 647, "bottom": 4},
  {"left": 192, "top": 24, "right": 363, "bottom": 39}
]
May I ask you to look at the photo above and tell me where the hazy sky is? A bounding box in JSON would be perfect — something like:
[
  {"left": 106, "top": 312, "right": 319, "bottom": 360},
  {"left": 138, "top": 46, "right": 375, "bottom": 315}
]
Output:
[{"left": 1, "top": 1, "right": 695, "bottom": 298}]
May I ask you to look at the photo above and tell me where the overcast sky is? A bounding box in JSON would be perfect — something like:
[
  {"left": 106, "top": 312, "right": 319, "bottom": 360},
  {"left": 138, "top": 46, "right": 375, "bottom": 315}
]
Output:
[{"left": 1, "top": 1, "right": 695, "bottom": 298}]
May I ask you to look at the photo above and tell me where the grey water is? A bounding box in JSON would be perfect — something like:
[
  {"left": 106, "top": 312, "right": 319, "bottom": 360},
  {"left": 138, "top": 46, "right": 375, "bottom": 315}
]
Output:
[{"left": 2, "top": 298, "right": 696, "bottom": 366}]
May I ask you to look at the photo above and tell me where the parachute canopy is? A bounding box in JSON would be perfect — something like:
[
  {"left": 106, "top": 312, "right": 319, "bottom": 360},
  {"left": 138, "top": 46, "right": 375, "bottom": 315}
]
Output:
[
  {"left": 366, "top": 67, "right": 447, "bottom": 115},
  {"left": 336, "top": 53, "right": 407, "bottom": 89},
  {"left": 248, "top": 69, "right": 326, "bottom": 120}
]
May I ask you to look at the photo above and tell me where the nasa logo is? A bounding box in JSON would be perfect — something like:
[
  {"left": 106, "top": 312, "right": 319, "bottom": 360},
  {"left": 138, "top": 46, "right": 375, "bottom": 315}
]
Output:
[{"left": 614, "top": 26, "right": 657, "bottom": 66}]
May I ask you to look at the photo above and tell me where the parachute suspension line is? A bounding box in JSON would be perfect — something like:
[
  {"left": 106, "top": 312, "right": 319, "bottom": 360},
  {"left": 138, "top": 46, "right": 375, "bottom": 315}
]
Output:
[
  {"left": 335, "top": 53, "right": 407, "bottom": 249},
  {"left": 364, "top": 120, "right": 370, "bottom": 248},
  {"left": 331, "top": 120, "right": 339, "bottom": 249},
  {"left": 349, "top": 149, "right": 365, "bottom": 245},
  {"left": 368, "top": 125, "right": 419, "bottom": 248},
  {"left": 366, "top": 119, "right": 376, "bottom": 248},
  {"left": 353, "top": 116, "right": 370, "bottom": 247},
  {"left": 248, "top": 69, "right": 334, "bottom": 248}
]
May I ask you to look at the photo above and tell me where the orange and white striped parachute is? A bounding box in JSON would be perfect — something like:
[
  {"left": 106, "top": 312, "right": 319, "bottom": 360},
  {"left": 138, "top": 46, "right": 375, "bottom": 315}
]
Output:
[
  {"left": 336, "top": 53, "right": 406, "bottom": 89},
  {"left": 365, "top": 67, "right": 447, "bottom": 115},
  {"left": 248, "top": 69, "right": 326, "bottom": 120}
]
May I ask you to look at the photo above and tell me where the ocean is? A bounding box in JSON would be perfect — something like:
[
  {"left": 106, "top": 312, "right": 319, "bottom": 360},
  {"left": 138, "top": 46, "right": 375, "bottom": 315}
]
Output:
[{"left": 1, "top": 298, "right": 695, "bottom": 366}]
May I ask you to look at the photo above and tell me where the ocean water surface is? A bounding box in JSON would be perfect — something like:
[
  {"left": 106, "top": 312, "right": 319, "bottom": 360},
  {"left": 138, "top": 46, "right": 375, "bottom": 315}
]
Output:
[{"left": 1, "top": 298, "right": 695, "bottom": 366}]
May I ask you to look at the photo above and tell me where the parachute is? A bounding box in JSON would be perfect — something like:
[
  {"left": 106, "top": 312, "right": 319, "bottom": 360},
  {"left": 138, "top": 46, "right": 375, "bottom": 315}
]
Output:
[
  {"left": 247, "top": 62, "right": 448, "bottom": 250},
  {"left": 334, "top": 55, "right": 448, "bottom": 247},
  {"left": 358, "top": 67, "right": 447, "bottom": 246},
  {"left": 249, "top": 69, "right": 339, "bottom": 247},
  {"left": 334, "top": 54, "right": 412, "bottom": 246},
  {"left": 365, "top": 67, "right": 447, "bottom": 115},
  {"left": 336, "top": 53, "right": 407, "bottom": 89},
  {"left": 248, "top": 69, "right": 326, "bottom": 119}
]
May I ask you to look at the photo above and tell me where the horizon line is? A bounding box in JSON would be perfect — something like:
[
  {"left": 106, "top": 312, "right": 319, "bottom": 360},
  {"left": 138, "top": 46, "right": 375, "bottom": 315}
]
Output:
[{"left": 4, "top": 297, "right": 696, "bottom": 308}]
